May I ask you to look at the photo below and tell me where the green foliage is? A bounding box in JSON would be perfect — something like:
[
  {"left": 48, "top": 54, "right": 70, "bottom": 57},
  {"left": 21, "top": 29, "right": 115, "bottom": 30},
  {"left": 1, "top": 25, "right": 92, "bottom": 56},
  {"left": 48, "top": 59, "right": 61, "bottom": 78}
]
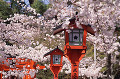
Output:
[
  {"left": 98, "top": 51, "right": 106, "bottom": 59},
  {"left": 36, "top": 69, "right": 53, "bottom": 79},
  {"left": 86, "top": 41, "right": 106, "bottom": 59},
  {"left": 86, "top": 42, "right": 94, "bottom": 58},
  {"left": 0, "top": 0, "right": 44, "bottom": 19},
  {"left": 10, "top": 0, "right": 23, "bottom": 14},
  {"left": 0, "top": 0, "right": 36, "bottom": 19},
  {"left": 0, "top": 0, "right": 13, "bottom": 19},
  {"left": 58, "top": 69, "right": 71, "bottom": 79},
  {"left": 31, "top": 0, "right": 49, "bottom": 15},
  {"left": 10, "top": 0, "right": 36, "bottom": 16},
  {"left": 112, "top": 64, "right": 120, "bottom": 72},
  {"left": 100, "top": 66, "right": 107, "bottom": 73},
  {"left": 112, "top": 63, "right": 120, "bottom": 78},
  {"left": 36, "top": 61, "right": 53, "bottom": 79},
  {"left": 0, "top": 0, "right": 50, "bottom": 19},
  {"left": 36, "top": 68, "right": 86, "bottom": 79}
]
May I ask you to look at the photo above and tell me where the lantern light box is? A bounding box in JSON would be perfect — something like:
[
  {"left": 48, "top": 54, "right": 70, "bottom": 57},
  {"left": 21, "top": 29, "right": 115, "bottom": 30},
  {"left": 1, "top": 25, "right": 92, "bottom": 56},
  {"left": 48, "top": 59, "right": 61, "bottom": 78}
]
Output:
[
  {"left": 44, "top": 46, "right": 64, "bottom": 79},
  {"left": 69, "top": 29, "right": 84, "bottom": 46},
  {"left": 53, "top": 17, "right": 95, "bottom": 49},
  {"left": 44, "top": 46, "right": 64, "bottom": 65},
  {"left": 53, "top": 55, "right": 61, "bottom": 64}
]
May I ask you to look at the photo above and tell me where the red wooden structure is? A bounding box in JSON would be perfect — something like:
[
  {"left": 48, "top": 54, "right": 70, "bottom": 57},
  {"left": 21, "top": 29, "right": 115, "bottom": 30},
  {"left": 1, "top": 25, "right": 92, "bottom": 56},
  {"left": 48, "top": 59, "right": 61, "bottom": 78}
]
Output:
[
  {"left": 53, "top": 17, "right": 95, "bottom": 79},
  {"left": 44, "top": 47, "right": 64, "bottom": 79},
  {"left": 0, "top": 58, "right": 45, "bottom": 79}
]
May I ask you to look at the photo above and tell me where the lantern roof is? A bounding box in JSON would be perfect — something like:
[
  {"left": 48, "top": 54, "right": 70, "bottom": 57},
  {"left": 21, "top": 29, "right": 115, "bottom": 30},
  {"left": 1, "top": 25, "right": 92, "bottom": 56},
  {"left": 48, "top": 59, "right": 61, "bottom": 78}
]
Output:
[
  {"left": 53, "top": 17, "right": 95, "bottom": 35},
  {"left": 44, "top": 46, "right": 64, "bottom": 57}
]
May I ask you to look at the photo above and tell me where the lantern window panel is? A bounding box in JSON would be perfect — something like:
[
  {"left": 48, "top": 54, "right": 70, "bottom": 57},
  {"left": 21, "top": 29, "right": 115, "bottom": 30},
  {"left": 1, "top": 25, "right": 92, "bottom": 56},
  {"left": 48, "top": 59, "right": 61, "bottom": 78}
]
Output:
[
  {"left": 73, "top": 33, "right": 79, "bottom": 42},
  {"left": 69, "top": 29, "right": 84, "bottom": 46},
  {"left": 53, "top": 55, "right": 61, "bottom": 64},
  {"left": 69, "top": 33, "right": 72, "bottom": 42}
]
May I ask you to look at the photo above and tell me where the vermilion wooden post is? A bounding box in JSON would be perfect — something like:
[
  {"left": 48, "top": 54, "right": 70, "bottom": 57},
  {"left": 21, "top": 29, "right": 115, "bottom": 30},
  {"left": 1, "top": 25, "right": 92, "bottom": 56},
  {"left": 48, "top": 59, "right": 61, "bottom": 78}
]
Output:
[
  {"left": 64, "top": 49, "right": 86, "bottom": 79},
  {"left": 64, "top": 23, "right": 88, "bottom": 79},
  {"left": 0, "top": 67, "right": 2, "bottom": 79},
  {"left": 50, "top": 66, "right": 62, "bottom": 79},
  {"left": 0, "top": 73, "right": 2, "bottom": 79}
]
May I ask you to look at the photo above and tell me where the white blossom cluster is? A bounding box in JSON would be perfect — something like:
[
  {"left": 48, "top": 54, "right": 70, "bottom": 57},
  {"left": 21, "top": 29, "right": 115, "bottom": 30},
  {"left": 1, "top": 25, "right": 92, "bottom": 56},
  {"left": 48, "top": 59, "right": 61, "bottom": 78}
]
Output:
[
  {"left": 44, "top": 0, "right": 120, "bottom": 78},
  {"left": 45, "top": 0, "right": 120, "bottom": 54},
  {"left": 61, "top": 56, "right": 106, "bottom": 78},
  {"left": 0, "top": 11, "right": 64, "bottom": 78}
]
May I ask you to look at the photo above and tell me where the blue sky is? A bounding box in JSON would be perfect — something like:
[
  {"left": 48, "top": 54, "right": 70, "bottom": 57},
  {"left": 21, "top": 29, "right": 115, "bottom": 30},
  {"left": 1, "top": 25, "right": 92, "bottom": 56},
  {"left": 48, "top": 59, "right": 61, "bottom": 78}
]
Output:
[
  {"left": 24, "top": 0, "right": 49, "bottom": 7},
  {"left": 42, "top": 0, "right": 49, "bottom": 4}
]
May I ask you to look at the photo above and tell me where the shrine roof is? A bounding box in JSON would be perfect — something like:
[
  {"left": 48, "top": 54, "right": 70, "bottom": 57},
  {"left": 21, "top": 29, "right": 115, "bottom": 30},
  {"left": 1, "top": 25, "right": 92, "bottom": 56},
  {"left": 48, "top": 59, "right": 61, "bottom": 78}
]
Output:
[
  {"left": 44, "top": 46, "right": 64, "bottom": 57},
  {"left": 53, "top": 17, "right": 95, "bottom": 35}
]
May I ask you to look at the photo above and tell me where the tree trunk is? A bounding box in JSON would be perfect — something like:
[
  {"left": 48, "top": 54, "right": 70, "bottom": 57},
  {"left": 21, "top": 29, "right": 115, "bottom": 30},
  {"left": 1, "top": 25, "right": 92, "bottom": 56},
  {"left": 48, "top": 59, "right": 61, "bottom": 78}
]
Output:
[{"left": 107, "top": 53, "right": 111, "bottom": 79}]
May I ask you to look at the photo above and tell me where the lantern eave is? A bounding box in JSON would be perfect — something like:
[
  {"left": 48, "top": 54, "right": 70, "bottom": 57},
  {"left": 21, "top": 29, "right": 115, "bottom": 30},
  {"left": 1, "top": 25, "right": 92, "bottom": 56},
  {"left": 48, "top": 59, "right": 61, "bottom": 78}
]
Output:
[
  {"left": 51, "top": 64, "right": 62, "bottom": 66},
  {"left": 64, "top": 45, "right": 87, "bottom": 50},
  {"left": 43, "top": 46, "right": 64, "bottom": 57},
  {"left": 53, "top": 17, "right": 95, "bottom": 36}
]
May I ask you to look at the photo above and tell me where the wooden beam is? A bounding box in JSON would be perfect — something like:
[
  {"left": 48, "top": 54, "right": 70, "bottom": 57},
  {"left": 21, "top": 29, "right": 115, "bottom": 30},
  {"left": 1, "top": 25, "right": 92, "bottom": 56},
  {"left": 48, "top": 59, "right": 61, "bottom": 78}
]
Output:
[
  {"left": 53, "top": 28, "right": 64, "bottom": 35},
  {"left": 81, "top": 24, "right": 95, "bottom": 36}
]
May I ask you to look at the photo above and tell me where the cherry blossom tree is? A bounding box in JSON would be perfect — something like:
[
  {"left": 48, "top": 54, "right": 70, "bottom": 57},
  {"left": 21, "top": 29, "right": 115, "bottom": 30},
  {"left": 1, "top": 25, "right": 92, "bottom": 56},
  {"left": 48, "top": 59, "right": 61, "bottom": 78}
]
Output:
[
  {"left": 0, "top": 0, "right": 120, "bottom": 78},
  {"left": 44, "top": 0, "right": 120, "bottom": 78},
  {"left": 0, "top": 6, "right": 65, "bottom": 78}
]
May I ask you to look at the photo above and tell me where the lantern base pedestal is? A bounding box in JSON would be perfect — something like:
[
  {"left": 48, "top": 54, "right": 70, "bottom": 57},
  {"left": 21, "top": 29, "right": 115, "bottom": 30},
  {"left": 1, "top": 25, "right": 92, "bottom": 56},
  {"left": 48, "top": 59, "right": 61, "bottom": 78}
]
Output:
[
  {"left": 0, "top": 73, "right": 2, "bottom": 79},
  {"left": 50, "top": 66, "right": 62, "bottom": 79},
  {"left": 64, "top": 49, "right": 86, "bottom": 79},
  {"left": 71, "top": 62, "right": 79, "bottom": 79}
]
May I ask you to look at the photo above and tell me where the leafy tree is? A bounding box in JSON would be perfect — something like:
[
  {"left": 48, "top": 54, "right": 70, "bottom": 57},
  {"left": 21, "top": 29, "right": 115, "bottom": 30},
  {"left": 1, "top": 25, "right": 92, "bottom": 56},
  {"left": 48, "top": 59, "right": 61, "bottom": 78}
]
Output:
[
  {"left": 10, "top": 0, "right": 22, "bottom": 14},
  {"left": 0, "top": 0, "right": 13, "bottom": 19},
  {"left": 0, "top": 0, "right": 49, "bottom": 19},
  {"left": 31, "top": 0, "right": 49, "bottom": 15},
  {"left": 10, "top": 0, "right": 32, "bottom": 15}
]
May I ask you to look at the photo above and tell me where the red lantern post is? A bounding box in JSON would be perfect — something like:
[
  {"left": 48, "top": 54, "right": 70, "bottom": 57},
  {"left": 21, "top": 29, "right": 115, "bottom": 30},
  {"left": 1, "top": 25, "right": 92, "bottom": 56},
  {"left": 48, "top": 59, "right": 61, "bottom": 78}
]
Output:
[
  {"left": 53, "top": 17, "right": 95, "bottom": 79},
  {"left": 44, "top": 47, "right": 64, "bottom": 79}
]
